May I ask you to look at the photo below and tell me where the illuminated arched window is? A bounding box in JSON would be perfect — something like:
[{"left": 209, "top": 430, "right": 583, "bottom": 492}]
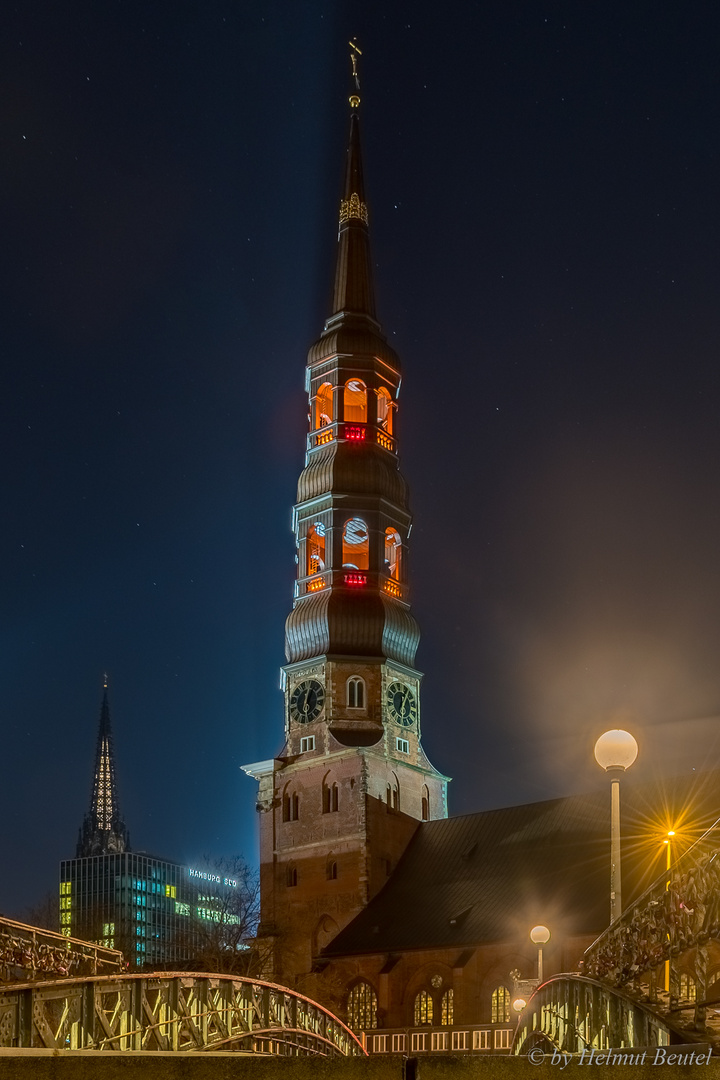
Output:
[
  {"left": 342, "top": 517, "right": 369, "bottom": 570},
  {"left": 315, "top": 382, "right": 333, "bottom": 428},
  {"left": 384, "top": 528, "right": 402, "bottom": 580},
  {"left": 347, "top": 982, "right": 377, "bottom": 1031},
  {"left": 307, "top": 522, "right": 326, "bottom": 575},
  {"left": 344, "top": 379, "right": 367, "bottom": 423},
  {"left": 491, "top": 986, "right": 511, "bottom": 1023},
  {"left": 421, "top": 785, "right": 430, "bottom": 821},
  {"left": 414, "top": 990, "right": 433, "bottom": 1026},
  {"left": 347, "top": 676, "right": 365, "bottom": 709},
  {"left": 377, "top": 386, "right": 393, "bottom": 434},
  {"left": 680, "top": 974, "right": 696, "bottom": 1001},
  {"left": 441, "top": 988, "right": 453, "bottom": 1026}
]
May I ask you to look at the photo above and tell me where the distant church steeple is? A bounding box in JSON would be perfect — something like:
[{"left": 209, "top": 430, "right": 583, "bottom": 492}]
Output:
[{"left": 76, "top": 675, "right": 130, "bottom": 857}]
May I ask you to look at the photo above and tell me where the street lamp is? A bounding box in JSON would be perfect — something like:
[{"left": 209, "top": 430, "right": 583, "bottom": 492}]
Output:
[
  {"left": 530, "top": 925, "right": 550, "bottom": 983},
  {"left": 663, "top": 830, "right": 675, "bottom": 992},
  {"left": 594, "top": 729, "right": 638, "bottom": 924}
]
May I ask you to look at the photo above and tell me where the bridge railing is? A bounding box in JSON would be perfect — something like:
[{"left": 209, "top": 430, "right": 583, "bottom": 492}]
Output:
[
  {"left": 583, "top": 817, "right": 720, "bottom": 997},
  {"left": 0, "top": 972, "right": 366, "bottom": 1055},
  {"left": 511, "top": 974, "right": 681, "bottom": 1056},
  {"left": 0, "top": 914, "right": 124, "bottom": 984}
]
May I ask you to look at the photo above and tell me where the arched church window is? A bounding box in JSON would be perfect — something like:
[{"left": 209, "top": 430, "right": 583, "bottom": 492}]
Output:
[
  {"left": 421, "top": 785, "right": 430, "bottom": 821},
  {"left": 377, "top": 386, "right": 393, "bottom": 434},
  {"left": 344, "top": 379, "right": 367, "bottom": 423},
  {"left": 491, "top": 986, "right": 511, "bottom": 1023},
  {"left": 286, "top": 865, "right": 297, "bottom": 888},
  {"left": 441, "top": 988, "right": 453, "bottom": 1026},
  {"left": 414, "top": 990, "right": 433, "bottom": 1026},
  {"left": 347, "top": 676, "right": 365, "bottom": 709},
  {"left": 342, "top": 517, "right": 369, "bottom": 570},
  {"left": 327, "top": 859, "right": 338, "bottom": 880},
  {"left": 384, "top": 528, "right": 402, "bottom": 580},
  {"left": 307, "top": 522, "right": 326, "bottom": 575},
  {"left": 315, "top": 382, "right": 333, "bottom": 428},
  {"left": 347, "top": 981, "right": 377, "bottom": 1031}
]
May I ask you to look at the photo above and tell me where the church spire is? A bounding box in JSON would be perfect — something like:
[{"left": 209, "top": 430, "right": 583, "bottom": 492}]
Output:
[
  {"left": 328, "top": 42, "right": 377, "bottom": 327},
  {"left": 76, "top": 675, "right": 130, "bottom": 858}
]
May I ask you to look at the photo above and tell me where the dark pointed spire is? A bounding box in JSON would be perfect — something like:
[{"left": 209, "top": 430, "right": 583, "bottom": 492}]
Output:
[
  {"left": 76, "top": 675, "right": 130, "bottom": 858},
  {"left": 328, "top": 42, "right": 378, "bottom": 327}
]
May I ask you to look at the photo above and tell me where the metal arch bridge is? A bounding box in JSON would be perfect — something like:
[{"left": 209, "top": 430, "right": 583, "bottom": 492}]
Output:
[
  {"left": 0, "top": 972, "right": 366, "bottom": 1056},
  {"left": 512, "top": 975, "right": 705, "bottom": 1057}
]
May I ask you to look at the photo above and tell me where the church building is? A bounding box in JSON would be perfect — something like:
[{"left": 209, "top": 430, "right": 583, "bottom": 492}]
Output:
[{"left": 243, "top": 56, "right": 717, "bottom": 1049}]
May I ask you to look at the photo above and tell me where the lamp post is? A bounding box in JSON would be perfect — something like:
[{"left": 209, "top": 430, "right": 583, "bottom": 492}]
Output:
[
  {"left": 663, "top": 830, "right": 675, "bottom": 993},
  {"left": 594, "top": 729, "right": 638, "bottom": 924},
  {"left": 530, "top": 925, "right": 550, "bottom": 983}
]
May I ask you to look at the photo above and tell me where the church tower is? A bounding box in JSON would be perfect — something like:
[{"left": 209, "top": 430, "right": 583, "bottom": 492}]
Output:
[
  {"left": 76, "top": 676, "right": 130, "bottom": 858},
  {"left": 245, "top": 49, "right": 448, "bottom": 987}
]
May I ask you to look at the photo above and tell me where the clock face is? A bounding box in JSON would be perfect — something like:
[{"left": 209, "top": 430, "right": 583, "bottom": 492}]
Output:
[
  {"left": 289, "top": 679, "right": 325, "bottom": 724},
  {"left": 386, "top": 681, "right": 417, "bottom": 727}
]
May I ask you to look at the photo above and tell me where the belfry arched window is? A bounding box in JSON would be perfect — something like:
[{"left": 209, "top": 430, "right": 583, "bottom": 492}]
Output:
[
  {"left": 347, "top": 676, "right": 365, "bottom": 709},
  {"left": 342, "top": 517, "right": 369, "bottom": 570},
  {"left": 414, "top": 990, "right": 433, "bottom": 1026},
  {"left": 387, "top": 774, "right": 399, "bottom": 810},
  {"left": 307, "top": 522, "right": 326, "bottom": 575},
  {"left": 315, "top": 382, "right": 333, "bottom": 428},
  {"left": 384, "top": 528, "right": 402, "bottom": 580},
  {"left": 377, "top": 386, "right": 393, "bottom": 434},
  {"left": 327, "top": 859, "right": 338, "bottom": 880},
  {"left": 286, "top": 865, "right": 298, "bottom": 888},
  {"left": 491, "top": 986, "right": 511, "bottom": 1023},
  {"left": 344, "top": 379, "right": 367, "bottom": 423},
  {"left": 347, "top": 982, "right": 377, "bottom": 1031},
  {"left": 421, "top": 785, "right": 430, "bottom": 821}
]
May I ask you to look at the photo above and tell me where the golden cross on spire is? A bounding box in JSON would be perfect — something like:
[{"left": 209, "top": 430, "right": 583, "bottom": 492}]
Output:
[{"left": 349, "top": 39, "right": 362, "bottom": 107}]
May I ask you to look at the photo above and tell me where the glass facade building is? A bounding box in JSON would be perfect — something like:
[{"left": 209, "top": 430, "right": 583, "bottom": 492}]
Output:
[{"left": 60, "top": 852, "right": 209, "bottom": 969}]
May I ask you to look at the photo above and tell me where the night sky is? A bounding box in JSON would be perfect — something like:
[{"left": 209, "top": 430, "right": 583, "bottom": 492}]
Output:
[{"left": 3, "top": 1, "right": 720, "bottom": 919}]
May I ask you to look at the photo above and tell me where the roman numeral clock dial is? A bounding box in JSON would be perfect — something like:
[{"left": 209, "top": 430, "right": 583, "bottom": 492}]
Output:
[
  {"left": 386, "top": 681, "right": 417, "bottom": 728},
  {"left": 289, "top": 679, "right": 325, "bottom": 724}
]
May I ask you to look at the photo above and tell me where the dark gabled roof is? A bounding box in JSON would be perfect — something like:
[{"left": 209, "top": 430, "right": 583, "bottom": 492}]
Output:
[{"left": 322, "top": 770, "right": 720, "bottom": 958}]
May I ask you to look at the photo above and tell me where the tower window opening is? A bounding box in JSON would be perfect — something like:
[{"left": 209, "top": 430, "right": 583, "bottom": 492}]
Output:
[
  {"left": 323, "top": 780, "right": 339, "bottom": 813},
  {"left": 347, "top": 982, "right": 377, "bottom": 1031},
  {"left": 396, "top": 737, "right": 409, "bottom": 754},
  {"left": 286, "top": 865, "right": 298, "bottom": 888},
  {"left": 307, "top": 522, "right": 326, "bottom": 576},
  {"left": 342, "top": 517, "right": 369, "bottom": 570},
  {"left": 384, "top": 528, "right": 402, "bottom": 581},
  {"left": 387, "top": 776, "right": 399, "bottom": 810},
  {"left": 414, "top": 990, "right": 433, "bottom": 1026},
  {"left": 347, "top": 676, "right": 365, "bottom": 709},
  {"left": 315, "top": 382, "right": 333, "bottom": 429},
  {"left": 284, "top": 791, "right": 300, "bottom": 822},
  {"left": 422, "top": 785, "right": 430, "bottom": 821},
  {"left": 327, "top": 859, "right": 338, "bottom": 880},
  {"left": 377, "top": 386, "right": 393, "bottom": 434},
  {"left": 344, "top": 379, "right": 367, "bottom": 423}
]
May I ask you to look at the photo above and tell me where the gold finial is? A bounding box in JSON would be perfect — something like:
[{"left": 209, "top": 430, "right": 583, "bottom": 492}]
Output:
[
  {"left": 103, "top": 672, "right": 108, "bottom": 689},
  {"left": 349, "top": 39, "right": 362, "bottom": 107}
]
